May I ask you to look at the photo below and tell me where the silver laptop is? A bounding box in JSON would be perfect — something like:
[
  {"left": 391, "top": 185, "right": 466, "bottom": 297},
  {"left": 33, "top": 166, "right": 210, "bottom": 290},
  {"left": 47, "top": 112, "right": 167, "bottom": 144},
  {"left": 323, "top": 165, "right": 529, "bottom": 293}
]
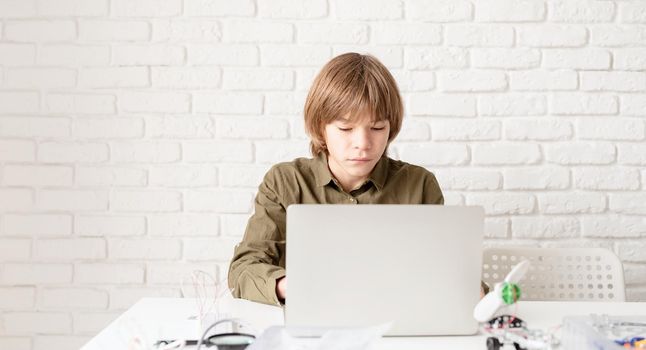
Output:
[{"left": 285, "top": 205, "right": 484, "bottom": 336}]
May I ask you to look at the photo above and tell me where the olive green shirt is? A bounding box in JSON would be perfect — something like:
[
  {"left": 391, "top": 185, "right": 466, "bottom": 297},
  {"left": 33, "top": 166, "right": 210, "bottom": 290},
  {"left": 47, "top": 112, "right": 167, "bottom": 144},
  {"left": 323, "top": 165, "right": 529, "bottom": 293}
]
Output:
[{"left": 228, "top": 152, "right": 444, "bottom": 306}]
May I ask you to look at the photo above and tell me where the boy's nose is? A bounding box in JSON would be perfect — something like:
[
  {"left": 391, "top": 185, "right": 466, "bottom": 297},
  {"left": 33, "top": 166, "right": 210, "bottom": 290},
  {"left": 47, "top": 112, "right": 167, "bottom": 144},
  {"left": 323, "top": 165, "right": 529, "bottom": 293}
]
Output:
[{"left": 353, "top": 129, "right": 372, "bottom": 150}]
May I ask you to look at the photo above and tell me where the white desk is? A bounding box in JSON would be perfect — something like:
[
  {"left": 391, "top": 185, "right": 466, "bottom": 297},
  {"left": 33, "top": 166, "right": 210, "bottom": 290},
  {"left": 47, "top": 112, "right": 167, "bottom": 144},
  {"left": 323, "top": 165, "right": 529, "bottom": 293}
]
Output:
[{"left": 83, "top": 297, "right": 646, "bottom": 350}]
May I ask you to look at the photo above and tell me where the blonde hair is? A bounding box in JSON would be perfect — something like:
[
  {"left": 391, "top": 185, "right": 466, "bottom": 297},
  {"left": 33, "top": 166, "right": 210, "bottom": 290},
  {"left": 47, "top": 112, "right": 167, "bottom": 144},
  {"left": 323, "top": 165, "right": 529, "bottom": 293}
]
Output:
[{"left": 303, "top": 53, "right": 404, "bottom": 156}]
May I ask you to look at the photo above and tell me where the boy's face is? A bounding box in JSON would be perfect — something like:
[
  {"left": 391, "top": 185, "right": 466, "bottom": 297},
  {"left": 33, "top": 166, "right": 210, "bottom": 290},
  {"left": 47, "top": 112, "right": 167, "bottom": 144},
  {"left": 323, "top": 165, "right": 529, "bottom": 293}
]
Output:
[{"left": 323, "top": 109, "right": 390, "bottom": 187}]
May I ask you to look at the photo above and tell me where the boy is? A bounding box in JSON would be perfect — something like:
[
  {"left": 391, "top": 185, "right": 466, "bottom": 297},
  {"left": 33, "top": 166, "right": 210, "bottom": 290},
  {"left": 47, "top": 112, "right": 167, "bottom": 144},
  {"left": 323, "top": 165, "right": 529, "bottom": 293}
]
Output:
[{"left": 228, "top": 53, "right": 445, "bottom": 306}]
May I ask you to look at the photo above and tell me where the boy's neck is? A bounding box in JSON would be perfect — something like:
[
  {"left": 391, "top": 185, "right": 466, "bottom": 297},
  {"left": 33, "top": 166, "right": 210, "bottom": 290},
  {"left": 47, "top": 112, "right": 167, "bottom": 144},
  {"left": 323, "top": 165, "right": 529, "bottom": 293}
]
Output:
[
  {"left": 335, "top": 176, "right": 368, "bottom": 193},
  {"left": 326, "top": 158, "right": 373, "bottom": 193}
]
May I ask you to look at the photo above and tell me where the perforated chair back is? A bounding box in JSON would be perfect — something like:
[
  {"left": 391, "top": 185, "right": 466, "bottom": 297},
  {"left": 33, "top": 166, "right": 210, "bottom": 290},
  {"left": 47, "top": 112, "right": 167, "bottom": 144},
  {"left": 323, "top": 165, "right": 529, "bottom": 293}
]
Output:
[{"left": 482, "top": 247, "right": 625, "bottom": 302}]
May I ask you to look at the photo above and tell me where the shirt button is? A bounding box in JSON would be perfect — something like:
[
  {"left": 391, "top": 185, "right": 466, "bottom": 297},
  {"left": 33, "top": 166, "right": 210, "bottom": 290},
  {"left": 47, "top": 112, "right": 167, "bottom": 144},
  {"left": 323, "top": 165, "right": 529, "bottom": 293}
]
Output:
[{"left": 349, "top": 198, "right": 356, "bottom": 203}]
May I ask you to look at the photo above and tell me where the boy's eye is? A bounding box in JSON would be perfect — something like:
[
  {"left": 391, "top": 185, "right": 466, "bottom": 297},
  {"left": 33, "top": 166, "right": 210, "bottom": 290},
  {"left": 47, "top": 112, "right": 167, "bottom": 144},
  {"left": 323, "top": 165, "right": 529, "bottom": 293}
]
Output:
[
  {"left": 371, "top": 127, "right": 385, "bottom": 131},
  {"left": 337, "top": 127, "right": 352, "bottom": 131}
]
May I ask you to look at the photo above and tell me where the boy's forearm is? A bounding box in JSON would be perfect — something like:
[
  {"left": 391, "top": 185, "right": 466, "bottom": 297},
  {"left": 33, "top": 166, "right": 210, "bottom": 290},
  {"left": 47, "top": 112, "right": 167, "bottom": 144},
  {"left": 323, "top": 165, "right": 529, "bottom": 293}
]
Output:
[{"left": 228, "top": 254, "right": 286, "bottom": 306}]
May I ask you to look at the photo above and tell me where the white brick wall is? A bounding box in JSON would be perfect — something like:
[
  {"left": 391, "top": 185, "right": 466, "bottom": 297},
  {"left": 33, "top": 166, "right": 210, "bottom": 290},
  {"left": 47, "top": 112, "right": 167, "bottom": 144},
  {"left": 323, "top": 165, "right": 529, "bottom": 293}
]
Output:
[{"left": 1, "top": 1, "right": 646, "bottom": 348}]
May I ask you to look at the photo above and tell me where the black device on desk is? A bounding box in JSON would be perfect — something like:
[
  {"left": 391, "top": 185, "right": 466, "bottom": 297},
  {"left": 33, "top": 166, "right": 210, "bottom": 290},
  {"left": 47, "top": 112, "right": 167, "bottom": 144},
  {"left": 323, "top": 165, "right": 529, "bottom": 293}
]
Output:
[{"left": 155, "top": 319, "right": 255, "bottom": 350}]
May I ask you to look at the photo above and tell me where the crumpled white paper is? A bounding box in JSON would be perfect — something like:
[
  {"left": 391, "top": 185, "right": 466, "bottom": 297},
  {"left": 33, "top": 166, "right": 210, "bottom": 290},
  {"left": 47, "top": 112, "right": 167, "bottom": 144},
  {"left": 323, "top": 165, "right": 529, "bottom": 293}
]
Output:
[{"left": 246, "top": 323, "right": 392, "bottom": 350}]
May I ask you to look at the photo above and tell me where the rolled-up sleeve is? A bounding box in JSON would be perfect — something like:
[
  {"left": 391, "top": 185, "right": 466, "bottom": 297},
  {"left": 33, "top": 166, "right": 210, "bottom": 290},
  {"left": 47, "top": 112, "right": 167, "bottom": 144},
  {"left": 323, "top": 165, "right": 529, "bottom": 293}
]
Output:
[{"left": 228, "top": 167, "right": 287, "bottom": 306}]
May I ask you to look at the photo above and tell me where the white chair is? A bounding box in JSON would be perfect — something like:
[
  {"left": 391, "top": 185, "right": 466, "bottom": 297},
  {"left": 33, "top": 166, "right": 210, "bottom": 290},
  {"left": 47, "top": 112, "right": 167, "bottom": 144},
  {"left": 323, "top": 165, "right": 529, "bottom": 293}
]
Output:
[{"left": 482, "top": 247, "right": 626, "bottom": 302}]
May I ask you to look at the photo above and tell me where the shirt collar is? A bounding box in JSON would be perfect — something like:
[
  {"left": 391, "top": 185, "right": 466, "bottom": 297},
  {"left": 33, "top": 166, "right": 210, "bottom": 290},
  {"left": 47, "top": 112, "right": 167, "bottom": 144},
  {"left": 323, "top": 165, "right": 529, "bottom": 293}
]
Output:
[
  {"left": 313, "top": 152, "right": 388, "bottom": 192},
  {"left": 313, "top": 152, "right": 335, "bottom": 187}
]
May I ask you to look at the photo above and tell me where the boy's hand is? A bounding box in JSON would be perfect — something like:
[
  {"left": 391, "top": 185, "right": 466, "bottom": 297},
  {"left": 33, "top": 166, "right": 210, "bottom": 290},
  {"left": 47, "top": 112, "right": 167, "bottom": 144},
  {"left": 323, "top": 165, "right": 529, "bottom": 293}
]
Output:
[{"left": 276, "top": 276, "right": 287, "bottom": 302}]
